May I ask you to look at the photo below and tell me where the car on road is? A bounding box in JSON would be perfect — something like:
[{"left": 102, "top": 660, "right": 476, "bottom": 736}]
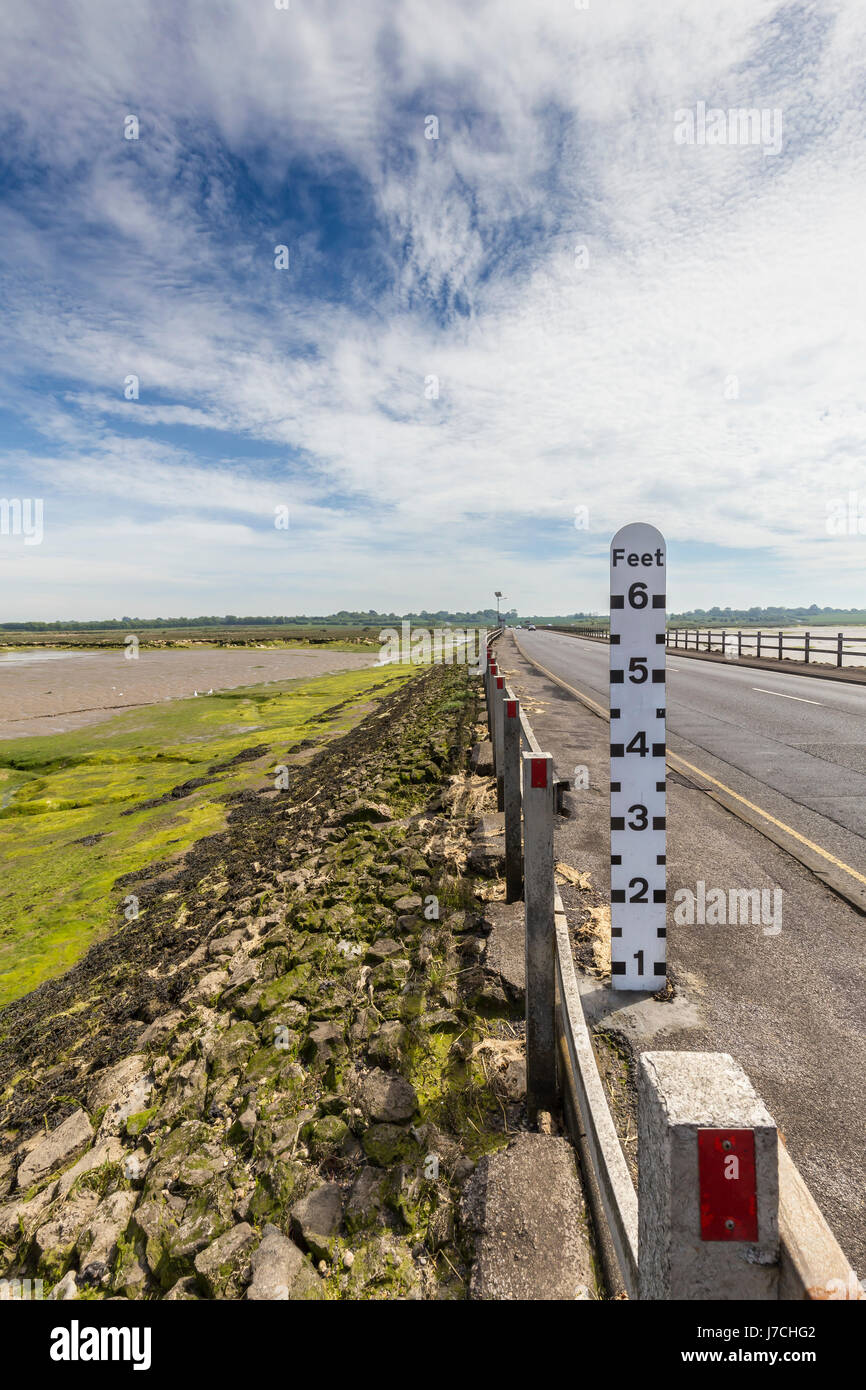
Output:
[{"left": 527, "top": 623, "right": 536, "bottom": 630}]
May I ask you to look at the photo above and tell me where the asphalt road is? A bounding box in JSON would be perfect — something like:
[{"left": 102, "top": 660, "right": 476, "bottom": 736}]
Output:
[
  {"left": 498, "top": 630, "right": 866, "bottom": 1274},
  {"left": 517, "top": 629, "right": 866, "bottom": 882}
]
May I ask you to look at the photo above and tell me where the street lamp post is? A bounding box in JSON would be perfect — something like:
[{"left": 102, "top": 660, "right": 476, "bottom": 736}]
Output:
[{"left": 494, "top": 590, "right": 506, "bottom": 625}]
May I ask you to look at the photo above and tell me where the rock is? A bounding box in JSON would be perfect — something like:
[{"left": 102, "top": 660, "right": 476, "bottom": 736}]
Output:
[
  {"left": 367, "top": 937, "right": 402, "bottom": 961},
  {"left": 164, "top": 1276, "right": 201, "bottom": 1300},
  {"left": 344, "top": 1168, "right": 387, "bottom": 1234},
  {"left": 361, "top": 1124, "right": 421, "bottom": 1168},
  {"left": 95, "top": 1064, "right": 155, "bottom": 1140},
  {"left": 194, "top": 1222, "right": 257, "bottom": 1298},
  {"left": 367, "top": 1021, "right": 408, "bottom": 1067},
  {"left": 207, "top": 929, "right": 247, "bottom": 959},
  {"left": 333, "top": 800, "right": 393, "bottom": 826},
  {"left": 77, "top": 1189, "right": 138, "bottom": 1274},
  {"left": 180, "top": 970, "right": 228, "bottom": 1007},
  {"left": 290, "top": 1183, "right": 343, "bottom": 1261},
  {"left": 48, "top": 1270, "right": 79, "bottom": 1300},
  {"left": 469, "top": 741, "right": 495, "bottom": 776},
  {"left": 17, "top": 1110, "right": 93, "bottom": 1191},
  {"left": 207, "top": 1021, "right": 258, "bottom": 1078},
  {"left": 304, "top": 1021, "right": 344, "bottom": 1065},
  {"left": 138, "top": 1010, "right": 183, "bottom": 1049},
  {"left": 50, "top": 1137, "right": 125, "bottom": 1200},
  {"left": 356, "top": 1068, "right": 418, "bottom": 1124},
  {"left": 420, "top": 1009, "right": 460, "bottom": 1031},
  {"left": 33, "top": 1192, "right": 101, "bottom": 1282},
  {"left": 247, "top": 1224, "right": 323, "bottom": 1300},
  {"left": 303, "top": 1115, "right": 351, "bottom": 1160},
  {"left": 0, "top": 1185, "right": 55, "bottom": 1242},
  {"left": 393, "top": 894, "right": 423, "bottom": 913},
  {"left": 496, "top": 1058, "right": 527, "bottom": 1101},
  {"left": 86, "top": 1055, "right": 149, "bottom": 1113}
]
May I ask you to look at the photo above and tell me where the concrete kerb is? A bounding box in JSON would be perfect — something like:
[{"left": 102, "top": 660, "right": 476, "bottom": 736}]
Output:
[{"left": 554, "top": 890, "right": 640, "bottom": 1299}]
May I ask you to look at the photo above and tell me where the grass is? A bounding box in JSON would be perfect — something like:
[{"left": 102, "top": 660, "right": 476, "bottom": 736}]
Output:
[{"left": 0, "top": 663, "right": 417, "bottom": 1009}]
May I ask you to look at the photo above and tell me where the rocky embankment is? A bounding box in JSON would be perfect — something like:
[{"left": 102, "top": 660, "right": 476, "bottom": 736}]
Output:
[{"left": 0, "top": 665, "right": 528, "bottom": 1300}]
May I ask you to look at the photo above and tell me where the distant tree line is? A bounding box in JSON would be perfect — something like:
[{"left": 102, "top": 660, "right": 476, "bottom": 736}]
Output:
[
  {"left": 5, "top": 604, "right": 863, "bottom": 633},
  {"left": 0, "top": 609, "right": 506, "bottom": 632},
  {"left": 667, "top": 605, "right": 866, "bottom": 624}
]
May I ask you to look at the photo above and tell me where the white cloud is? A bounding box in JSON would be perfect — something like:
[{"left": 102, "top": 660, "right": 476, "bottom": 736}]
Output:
[{"left": 1, "top": 1, "right": 865, "bottom": 616}]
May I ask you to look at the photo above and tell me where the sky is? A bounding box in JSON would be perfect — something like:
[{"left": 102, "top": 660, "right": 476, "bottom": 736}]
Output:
[{"left": 1, "top": 0, "right": 865, "bottom": 621}]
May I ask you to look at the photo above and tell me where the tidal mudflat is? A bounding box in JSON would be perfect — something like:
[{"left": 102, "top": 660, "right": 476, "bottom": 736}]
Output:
[{"left": 0, "top": 646, "right": 378, "bottom": 739}]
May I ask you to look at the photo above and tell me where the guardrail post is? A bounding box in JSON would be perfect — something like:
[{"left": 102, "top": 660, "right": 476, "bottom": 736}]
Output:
[
  {"left": 737, "top": 629, "right": 742, "bottom": 658},
  {"left": 638, "top": 1051, "right": 779, "bottom": 1300},
  {"left": 523, "top": 751, "right": 557, "bottom": 1116},
  {"left": 493, "top": 675, "right": 505, "bottom": 810},
  {"left": 503, "top": 692, "right": 523, "bottom": 902},
  {"left": 837, "top": 631, "right": 844, "bottom": 668},
  {"left": 756, "top": 629, "right": 762, "bottom": 659},
  {"left": 804, "top": 630, "right": 810, "bottom": 664},
  {"left": 778, "top": 629, "right": 783, "bottom": 661}
]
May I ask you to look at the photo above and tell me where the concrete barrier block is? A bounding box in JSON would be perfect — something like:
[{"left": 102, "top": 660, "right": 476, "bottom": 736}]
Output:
[{"left": 638, "top": 1051, "right": 779, "bottom": 1300}]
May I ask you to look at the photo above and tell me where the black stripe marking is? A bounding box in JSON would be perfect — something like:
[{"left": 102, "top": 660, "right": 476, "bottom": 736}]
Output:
[
  {"left": 611, "top": 889, "right": 626, "bottom": 903},
  {"left": 611, "top": 962, "right": 626, "bottom": 975},
  {"left": 653, "top": 962, "right": 666, "bottom": 975},
  {"left": 656, "top": 854, "right": 666, "bottom": 865},
  {"left": 652, "top": 743, "right": 665, "bottom": 757},
  {"left": 652, "top": 669, "right": 665, "bottom": 683},
  {"left": 610, "top": 669, "right": 624, "bottom": 684},
  {"left": 652, "top": 816, "right": 666, "bottom": 830},
  {"left": 611, "top": 816, "right": 625, "bottom": 830},
  {"left": 610, "top": 633, "right": 620, "bottom": 644},
  {"left": 611, "top": 927, "right": 622, "bottom": 938},
  {"left": 653, "top": 889, "right": 666, "bottom": 903},
  {"left": 611, "top": 781, "right": 621, "bottom": 792},
  {"left": 657, "top": 928, "right": 667, "bottom": 938},
  {"left": 652, "top": 594, "right": 665, "bottom": 608},
  {"left": 610, "top": 594, "right": 624, "bottom": 609},
  {"left": 656, "top": 781, "right": 665, "bottom": 791},
  {"left": 611, "top": 854, "right": 622, "bottom": 865},
  {"left": 610, "top": 707, "right": 620, "bottom": 719},
  {"left": 656, "top": 707, "right": 665, "bottom": 718},
  {"left": 611, "top": 743, "right": 624, "bottom": 757},
  {"left": 655, "top": 633, "right": 665, "bottom": 644}
]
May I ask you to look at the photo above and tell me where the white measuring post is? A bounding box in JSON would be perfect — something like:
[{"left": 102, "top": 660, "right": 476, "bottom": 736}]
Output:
[{"left": 609, "top": 522, "right": 666, "bottom": 991}]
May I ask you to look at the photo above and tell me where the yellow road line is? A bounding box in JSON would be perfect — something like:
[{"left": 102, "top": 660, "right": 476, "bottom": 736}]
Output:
[
  {"left": 513, "top": 634, "right": 866, "bottom": 890},
  {"left": 668, "top": 751, "right": 866, "bottom": 887}
]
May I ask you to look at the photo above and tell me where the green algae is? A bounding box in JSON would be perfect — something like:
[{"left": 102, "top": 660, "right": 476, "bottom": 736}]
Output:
[{"left": 0, "top": 664, "right": 416, "bottom": 1007}]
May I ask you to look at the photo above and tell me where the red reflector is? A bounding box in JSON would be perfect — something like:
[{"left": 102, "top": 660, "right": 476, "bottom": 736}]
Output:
[
  {"left": 530, "top": 758, "right": 548, "bottom": 788},
  {"left": 496, "top": 677, "right": 504, "bottom": 689},
  {"left": 698, "top": 1129, "right": 758, "bottom": 1241},
  {"left": 506, "top": 701, "right": 517, "bottom": 717}
]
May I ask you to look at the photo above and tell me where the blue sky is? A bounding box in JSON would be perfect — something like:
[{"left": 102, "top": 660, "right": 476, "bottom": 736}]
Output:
[{"left": 1, "top": 0, "right": 865, "bottom": 620}]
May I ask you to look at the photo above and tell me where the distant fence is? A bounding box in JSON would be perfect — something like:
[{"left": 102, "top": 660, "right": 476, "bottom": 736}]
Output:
[
  {"left": 667, "top": 627, "right": 865, "bottom": 667},
  {"left": 548, "top": 624, "right": 866, "bottom": 668},
  {"left": 482, "top": 630, "right": 862, "bottom": 1301}
]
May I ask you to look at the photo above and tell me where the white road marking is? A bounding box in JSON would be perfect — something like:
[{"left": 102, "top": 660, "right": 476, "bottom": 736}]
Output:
[{"left": 752, "top": 687, "right": 823, "bottom": 705}]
